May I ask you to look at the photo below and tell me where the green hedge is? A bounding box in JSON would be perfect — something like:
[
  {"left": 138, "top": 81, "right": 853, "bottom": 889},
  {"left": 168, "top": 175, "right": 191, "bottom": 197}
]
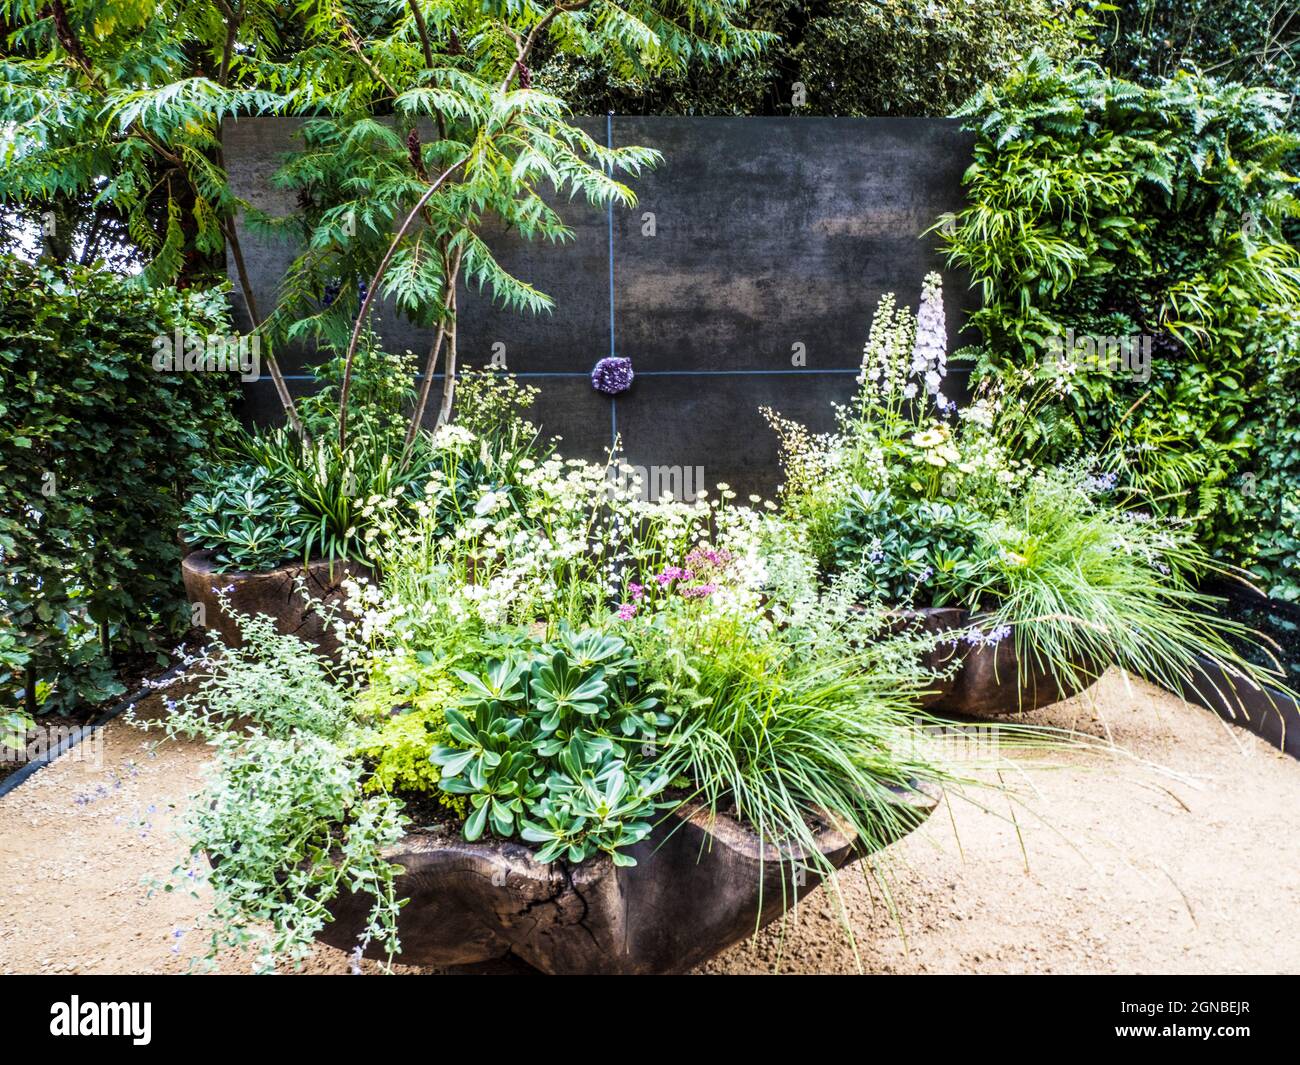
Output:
[
  {"left": 0, "top": 258, "right": 239, "bottom": 716},
  {"left": 1100, "top": 0, "right": 1300, "bottom": 95}
]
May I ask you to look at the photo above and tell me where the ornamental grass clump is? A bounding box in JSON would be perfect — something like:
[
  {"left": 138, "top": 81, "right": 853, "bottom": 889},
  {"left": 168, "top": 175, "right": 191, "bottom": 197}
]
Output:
[{"left": 618, "top": 547, "right": 945, "bottom": 874}]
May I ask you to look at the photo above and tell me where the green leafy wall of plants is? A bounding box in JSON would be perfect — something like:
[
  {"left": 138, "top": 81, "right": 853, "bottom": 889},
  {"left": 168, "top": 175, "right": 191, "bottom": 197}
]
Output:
[
  {"left": 939, "top": 52, "right": 1300, "bottom": 596},
  {"left": 0, "top": 258, "right": 239, "bottom": 715}
]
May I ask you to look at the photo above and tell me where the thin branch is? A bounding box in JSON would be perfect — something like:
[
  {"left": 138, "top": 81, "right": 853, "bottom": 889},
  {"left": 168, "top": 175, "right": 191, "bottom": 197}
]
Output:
[
  {"left": 406, "top": 0, "right": 444, "bottom": 138},
  {"left": 435, "top": 302, "right": 459, "bottom": 428},
  {"left": 44, "top": 0, "right": 94, "bottom": 79},
  {"left": 218, "top": 5, "right": 242, "bottom": 87},
  {"left": 403, "top": 246, "right": 464, "bottom": 457},
  {"left": 344, "top": 23, "right": 400, "bottom": 101},
  {"left": 407, "top": 0, "right": 435, "bottom": 68},
  {"left": 337, "top": 156, "right": 469, "bottom": 446}
]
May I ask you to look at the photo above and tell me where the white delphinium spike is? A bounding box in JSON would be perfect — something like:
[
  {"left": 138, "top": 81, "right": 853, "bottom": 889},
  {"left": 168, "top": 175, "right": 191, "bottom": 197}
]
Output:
[{"left": 912, "top": 271, "right": 947, "bottom": 396}]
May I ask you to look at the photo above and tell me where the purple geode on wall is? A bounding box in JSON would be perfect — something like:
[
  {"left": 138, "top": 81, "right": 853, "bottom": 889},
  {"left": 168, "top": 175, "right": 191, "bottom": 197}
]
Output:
[{"left": 591, "top": 356, "right": 634, "bottom": 395}]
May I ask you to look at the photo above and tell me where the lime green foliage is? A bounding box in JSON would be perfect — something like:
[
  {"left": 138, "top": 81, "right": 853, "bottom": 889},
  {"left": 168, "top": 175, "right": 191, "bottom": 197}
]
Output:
[
  {"left": 358, "top": 710, "right": 464, "bottom": 814},
  {"left": 352, "top": 648, "right": 464, "bottom": 810},
  {"left": 0, "top": 257, "right": 238, "bottom": 717},
  {"left": 938, "top": 52, "right": 1300, "bottom": 592},
  {"left": 355, "top": 648, "right": 462, "bottom": 720}
]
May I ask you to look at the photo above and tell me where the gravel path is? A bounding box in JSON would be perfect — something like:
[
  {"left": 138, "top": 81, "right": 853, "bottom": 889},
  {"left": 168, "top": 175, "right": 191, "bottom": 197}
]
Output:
[{"left": 2, "top": 670, "right": 1297, "bottom": 975}]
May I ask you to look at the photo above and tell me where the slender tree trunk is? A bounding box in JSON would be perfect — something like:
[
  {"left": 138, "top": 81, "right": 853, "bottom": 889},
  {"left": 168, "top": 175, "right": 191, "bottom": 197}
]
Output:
[
  {"left": 222, "top": 219, "right": 304, "bottom": 437},
  {"left": 337, "top": 157, "right": 468, "bottom": 447},
  {"left": 403, "top": 247, "right": 463, "bottom": 454},
  {"left": 436, "top": 294, "right": 459, "bottom": 428}
]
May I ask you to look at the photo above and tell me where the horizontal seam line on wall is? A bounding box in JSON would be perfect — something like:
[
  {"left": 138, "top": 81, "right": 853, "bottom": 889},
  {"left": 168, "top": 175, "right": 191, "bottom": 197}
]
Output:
[{"left": 271, "top": 368, "right": 972, "bottom": 381}]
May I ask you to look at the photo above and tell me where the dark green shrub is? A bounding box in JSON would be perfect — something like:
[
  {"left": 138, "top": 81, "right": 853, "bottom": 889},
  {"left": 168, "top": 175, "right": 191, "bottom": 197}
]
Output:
[
  {"left": 0, "top": 257, "right": 239, "bottom": 717},
  {"left": 1100, "top": 0, "right": 1299, "bottom": 94},
  {"left": 536, "top": 0, "right": 1092, "bottom": 116}
]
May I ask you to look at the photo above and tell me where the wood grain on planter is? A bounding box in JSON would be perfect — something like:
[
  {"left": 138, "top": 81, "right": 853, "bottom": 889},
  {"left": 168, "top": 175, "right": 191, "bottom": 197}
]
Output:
[
  {"left": 912, "top": 607, "right": 1100, "bottom": 718},
  {"left": 318, "top": 784, "right": 940, "bottom": 975},
  {"left": 181, "top": 550, "right": 368, "bottom": 657}
]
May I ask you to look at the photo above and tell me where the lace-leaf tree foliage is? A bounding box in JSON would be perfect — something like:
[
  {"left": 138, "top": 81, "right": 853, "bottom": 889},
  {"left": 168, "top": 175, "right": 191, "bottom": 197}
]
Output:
[{"left": 0, "top": 0, "right": 768, "bottom": 441}]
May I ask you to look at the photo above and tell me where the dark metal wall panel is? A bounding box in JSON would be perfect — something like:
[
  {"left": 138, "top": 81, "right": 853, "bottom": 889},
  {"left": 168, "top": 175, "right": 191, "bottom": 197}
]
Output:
[{"left": 224, "top": 116, "right": 976, "bottom": 499}]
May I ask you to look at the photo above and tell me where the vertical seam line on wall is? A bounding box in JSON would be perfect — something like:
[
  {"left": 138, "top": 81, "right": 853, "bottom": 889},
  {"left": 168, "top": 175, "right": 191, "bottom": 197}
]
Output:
[{"left": 607, "top": 111, "right": 617, "bottom": 454}]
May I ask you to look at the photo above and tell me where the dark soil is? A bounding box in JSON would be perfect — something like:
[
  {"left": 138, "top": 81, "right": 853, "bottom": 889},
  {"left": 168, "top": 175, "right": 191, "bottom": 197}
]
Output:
[
  {"left": 391, "top": 788, "right": 466, "bottom": 831},
  {"left": 1206, "top": 578, "right": 1300, "bottom": 689}
]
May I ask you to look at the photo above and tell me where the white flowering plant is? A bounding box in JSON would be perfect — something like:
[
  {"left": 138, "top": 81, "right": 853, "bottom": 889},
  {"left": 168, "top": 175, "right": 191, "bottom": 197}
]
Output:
[
  {"left": 158, "top": 378, "right": 968, "bottom": 973},
  {"left": 768, "top": 272, "right": 1028, "bottom": 602}
]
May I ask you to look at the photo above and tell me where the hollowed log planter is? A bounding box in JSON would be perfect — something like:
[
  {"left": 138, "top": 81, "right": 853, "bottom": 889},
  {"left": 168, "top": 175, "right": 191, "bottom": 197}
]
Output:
[
  {"left": 181, "top": 550, "right": 368, "bottom": 658},
  {"left": 910, "top": 607, "right": 1100, "bottom": 718},
  {"left": 318, "top": 784, "right": 939, "bottom": 975}
]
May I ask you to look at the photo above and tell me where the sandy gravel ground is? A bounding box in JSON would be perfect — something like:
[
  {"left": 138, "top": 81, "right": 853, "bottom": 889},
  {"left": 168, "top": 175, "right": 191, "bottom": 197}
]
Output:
[{"left": 1, "top": 669, "right": 1297, "bottom": 975}]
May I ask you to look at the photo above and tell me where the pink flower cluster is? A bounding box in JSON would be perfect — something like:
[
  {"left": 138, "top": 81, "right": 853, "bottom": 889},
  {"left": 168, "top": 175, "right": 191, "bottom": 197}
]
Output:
[
  {"left": 656, "top": 566, "right": 693, "bottom": 586},
  {"left": 679, "top": 584, "right": 718, "bottom": 599},
  {"left": 685, "top": 546, "right": 733, "bottom": 570},
  {"left": 613, "top": 546, "right": 738, "bottom": 621}
]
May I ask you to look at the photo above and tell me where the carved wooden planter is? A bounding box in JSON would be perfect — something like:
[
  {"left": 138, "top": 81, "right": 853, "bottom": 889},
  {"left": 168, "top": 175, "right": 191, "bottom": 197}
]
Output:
[
  {"left": 910, "top": 606, "right": 1100, "bottom": 718},
  {"left": 181, "top": 550, "right": 368, "bottom": 658},
  {"left": 317, "top": 784, "right": 939, "bottom": 975}
]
